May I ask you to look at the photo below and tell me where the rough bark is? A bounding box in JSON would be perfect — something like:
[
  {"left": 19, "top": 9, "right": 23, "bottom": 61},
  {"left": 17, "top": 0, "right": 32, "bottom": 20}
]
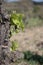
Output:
[{"left": 0, "top": 20, "right": 11, "bottom": 65}]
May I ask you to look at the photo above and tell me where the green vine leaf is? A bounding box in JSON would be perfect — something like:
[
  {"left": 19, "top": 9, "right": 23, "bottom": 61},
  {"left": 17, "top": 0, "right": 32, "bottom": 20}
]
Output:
[
  {"left": 10, "top": 41, "right": 19, "bottom": 51},
  {"left": 10, "top": 11, "right": 24, "bottom": 37}
]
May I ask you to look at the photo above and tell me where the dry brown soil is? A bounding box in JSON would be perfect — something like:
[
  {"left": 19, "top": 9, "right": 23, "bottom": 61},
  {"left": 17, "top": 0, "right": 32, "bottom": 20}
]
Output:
[{"left": 10, "top": 27, "right": 43, "bottom": 56}]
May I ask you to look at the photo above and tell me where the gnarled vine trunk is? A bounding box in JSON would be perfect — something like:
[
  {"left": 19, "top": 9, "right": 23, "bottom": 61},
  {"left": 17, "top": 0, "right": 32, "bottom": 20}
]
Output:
[
  {"left": 0, "top": 20, "right": 11, "bottom": 65},
  {"left": 0, "top": 0, "right": 11, "bottom": 65}
]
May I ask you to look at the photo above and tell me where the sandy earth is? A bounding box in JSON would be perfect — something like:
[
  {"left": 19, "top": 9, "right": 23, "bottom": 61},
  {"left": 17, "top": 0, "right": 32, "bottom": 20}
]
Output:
[{"left": 10, "top": 27, "right": 43, "bottom": 56}]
